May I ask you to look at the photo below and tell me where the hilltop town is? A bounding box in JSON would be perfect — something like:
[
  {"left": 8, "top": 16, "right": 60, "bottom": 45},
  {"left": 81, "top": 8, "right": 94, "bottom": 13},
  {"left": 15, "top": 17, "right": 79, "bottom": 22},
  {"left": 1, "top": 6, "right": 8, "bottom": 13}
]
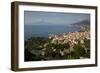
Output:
[{"left": 49, "top": 30, "right": 90, "bottom": 47}]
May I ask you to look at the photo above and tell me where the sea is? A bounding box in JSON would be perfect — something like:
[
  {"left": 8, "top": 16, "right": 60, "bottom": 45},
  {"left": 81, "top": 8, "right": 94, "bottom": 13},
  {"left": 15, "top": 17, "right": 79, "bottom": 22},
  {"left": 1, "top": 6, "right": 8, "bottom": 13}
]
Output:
[{"left": 24, "top": 25, "right": 80, "bottom": 40}]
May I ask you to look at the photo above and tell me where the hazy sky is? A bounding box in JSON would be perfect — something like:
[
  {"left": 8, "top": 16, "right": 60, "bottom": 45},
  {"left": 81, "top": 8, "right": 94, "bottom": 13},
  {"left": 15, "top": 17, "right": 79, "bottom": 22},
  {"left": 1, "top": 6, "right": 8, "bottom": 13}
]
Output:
[{"left": 24, "top": 11, "right": 90, "bottom": 25}]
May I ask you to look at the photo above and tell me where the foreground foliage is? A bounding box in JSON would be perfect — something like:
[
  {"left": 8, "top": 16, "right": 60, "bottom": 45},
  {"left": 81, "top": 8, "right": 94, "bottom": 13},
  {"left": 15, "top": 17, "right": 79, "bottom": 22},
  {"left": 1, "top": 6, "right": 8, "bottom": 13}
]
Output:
[{"left": 25, "top": 36, "right": 90, "bottom": 61}]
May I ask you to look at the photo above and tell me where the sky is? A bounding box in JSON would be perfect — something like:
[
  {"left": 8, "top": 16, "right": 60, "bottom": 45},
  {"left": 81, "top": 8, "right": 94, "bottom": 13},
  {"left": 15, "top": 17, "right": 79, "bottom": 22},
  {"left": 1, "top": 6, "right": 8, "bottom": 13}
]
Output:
[{"left": 24, "top": 11, "right": 90, "bottom": 25}]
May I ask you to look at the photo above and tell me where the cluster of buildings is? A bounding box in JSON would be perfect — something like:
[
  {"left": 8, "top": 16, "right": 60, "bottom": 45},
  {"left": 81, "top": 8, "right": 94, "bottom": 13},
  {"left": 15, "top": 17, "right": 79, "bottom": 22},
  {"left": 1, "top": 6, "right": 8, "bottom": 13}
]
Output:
[{"left": 49, "top": 31, "right": 90, "bottom": 48}]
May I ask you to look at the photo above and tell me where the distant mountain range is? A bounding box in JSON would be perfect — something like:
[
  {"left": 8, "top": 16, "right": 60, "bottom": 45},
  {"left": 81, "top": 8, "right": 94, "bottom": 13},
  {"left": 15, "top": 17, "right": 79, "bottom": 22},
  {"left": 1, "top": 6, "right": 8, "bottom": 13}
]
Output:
[
  {"left": 71, "top": 20, "right": 90, "bottom": 31},
  {"left": 71, "top": 20, "right": 90, "bottom": 27}
]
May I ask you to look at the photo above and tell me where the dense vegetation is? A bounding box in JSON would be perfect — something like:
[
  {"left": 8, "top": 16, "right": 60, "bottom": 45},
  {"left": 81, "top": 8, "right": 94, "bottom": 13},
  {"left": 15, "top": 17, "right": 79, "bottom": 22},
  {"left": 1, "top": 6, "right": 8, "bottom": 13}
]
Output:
[{"left": 24, "top": 36, "right": 90, "bottom": 61}]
